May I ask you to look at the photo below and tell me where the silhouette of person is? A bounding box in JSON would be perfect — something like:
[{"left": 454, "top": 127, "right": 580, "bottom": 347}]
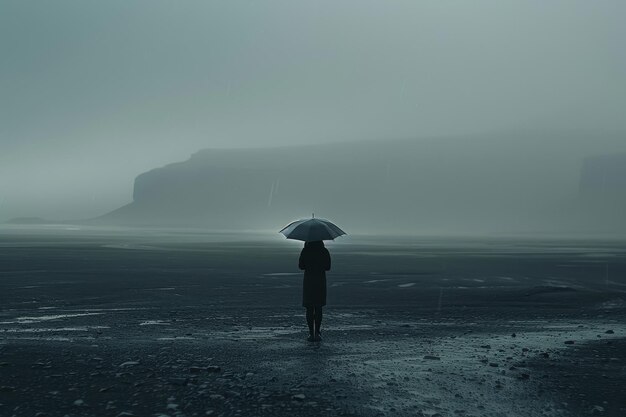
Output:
[{"left": 299, "top": 240, "right": 331, "bottom": 342}]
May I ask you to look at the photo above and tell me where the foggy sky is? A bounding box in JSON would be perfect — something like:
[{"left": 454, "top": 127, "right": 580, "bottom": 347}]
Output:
[{"left": 1, "top": 1, "right": 625, "bottom": 221}]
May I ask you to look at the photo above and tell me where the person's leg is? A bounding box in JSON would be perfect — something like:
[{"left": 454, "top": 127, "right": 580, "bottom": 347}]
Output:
[
  {"left": 305, "top": 306, "right": 315, "bottom": 339},
  {"left": 314, "top": 306, "right": 323, "bottom": 339}
]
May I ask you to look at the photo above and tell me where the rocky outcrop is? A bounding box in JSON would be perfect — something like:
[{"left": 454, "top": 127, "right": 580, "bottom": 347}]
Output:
[
  {"left": 575, "top": 152, "right": 626, "bottom": 233},
  {"left": 97, "top": 133, "right": 626, "bottom": 234},
  {"left": 580, "top": 153, "right": 626, "bottom": 199}
]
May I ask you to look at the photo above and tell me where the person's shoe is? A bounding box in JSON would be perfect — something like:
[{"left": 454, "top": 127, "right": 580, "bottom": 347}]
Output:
[
  {"left": 307, "top": 334, "right": 315, "bottom": 342},
  {"left": 314, "top": 332, "right": 322, "bottom": 342}
]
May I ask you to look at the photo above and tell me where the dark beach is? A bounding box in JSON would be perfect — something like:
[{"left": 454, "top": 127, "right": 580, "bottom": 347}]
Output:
[{"left": 1, "top": 226, "right": 625, "bottom": 417}]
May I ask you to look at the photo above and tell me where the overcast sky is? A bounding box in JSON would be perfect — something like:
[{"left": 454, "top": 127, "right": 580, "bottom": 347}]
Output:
[{"left": 1, "top": 1, "right": 625, "bottom": 221}]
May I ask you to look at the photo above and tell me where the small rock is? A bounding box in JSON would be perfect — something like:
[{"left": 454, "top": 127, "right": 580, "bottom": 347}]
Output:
[
  {"left": 605, "top": 330, "right": 614, "bottom": 334},
  {"left": 511, "top": 333, "right": 516, "bottom": 338},
  {"left": 489, "top": 363, "right": 499, "bottom": 367},
  {"left": 590, "top": 405, "right": 605, "bottom": 415},
  {"left": 206, "top": 365, "right": 221, "bottom": 373},
  {"left": 292, "top": 394, "right": 306, "bottom": 401},
  {"left": 480, "top": 345, "right": 491, "bottom": 349},
  {"left": 73, "top": 399, "right": 85, "bottom": 407},
  {"left": 168, "top": 378, "right": 188, "bottom": 386},
  {"left": 424, "top": 355, "right": 441, "bottom": 360},
  {"left": 189, "top": 366, "right": 203, "bottom": 374},
  {"left": 564, "top": 340, "right": 575, "bottom": 345}
]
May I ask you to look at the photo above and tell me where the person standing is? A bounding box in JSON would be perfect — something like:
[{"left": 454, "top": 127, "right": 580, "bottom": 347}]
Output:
[{"left": 299, "top": 240, "right": 331, "bottom": 342}]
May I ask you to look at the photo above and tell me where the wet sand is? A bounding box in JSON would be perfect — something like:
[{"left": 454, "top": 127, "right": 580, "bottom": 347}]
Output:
[{"left": 0, "top": 227, "right": 625, "bottom": 416}]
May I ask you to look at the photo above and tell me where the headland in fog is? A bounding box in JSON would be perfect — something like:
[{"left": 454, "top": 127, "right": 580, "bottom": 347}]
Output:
[{"left": 93, "top": 131, "right": 626, "bottom": 236}]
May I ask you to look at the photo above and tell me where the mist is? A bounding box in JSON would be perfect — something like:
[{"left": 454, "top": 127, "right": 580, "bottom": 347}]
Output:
[{"left": 1, "top": 1, "right": 625, "bottom": 229}]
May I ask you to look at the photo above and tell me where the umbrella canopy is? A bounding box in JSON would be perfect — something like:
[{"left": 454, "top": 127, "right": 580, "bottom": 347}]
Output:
[{"left": 279, "top": 216, "right": 346, "bottom": 242}]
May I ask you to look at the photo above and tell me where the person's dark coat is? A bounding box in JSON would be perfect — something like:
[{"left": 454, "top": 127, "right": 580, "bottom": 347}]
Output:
[{"left": 299, "top": 241, "right": 331, "bottom": 307}]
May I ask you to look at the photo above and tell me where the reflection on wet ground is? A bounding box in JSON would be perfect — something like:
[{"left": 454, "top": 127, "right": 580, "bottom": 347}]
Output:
[{"left": 0, "top": 230, "right": 625, "bottom": 416}]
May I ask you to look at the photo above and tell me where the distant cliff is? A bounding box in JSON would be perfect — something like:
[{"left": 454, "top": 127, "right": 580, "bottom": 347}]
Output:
[
  {"left": 97, "top": 133, "right": 626, "bottom": 234},
  {"left": 580, "top": 153, "right": 626, "bottom": 198},
  {"left": 576, "top": 153, "right": 626, "bottom": 232}
]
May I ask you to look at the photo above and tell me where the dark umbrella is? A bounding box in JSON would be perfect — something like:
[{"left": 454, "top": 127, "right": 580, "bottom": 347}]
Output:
[{"left": 279, "top": 215, "right": 346, "bottom": 242}]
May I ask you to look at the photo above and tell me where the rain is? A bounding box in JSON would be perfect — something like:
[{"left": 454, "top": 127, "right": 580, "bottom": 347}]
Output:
[{"left": 1, "top": 1, "right": 625, "bottom": 416}]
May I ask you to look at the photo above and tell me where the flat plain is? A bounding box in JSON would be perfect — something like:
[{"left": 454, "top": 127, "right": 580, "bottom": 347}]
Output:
[{"left": 0, "top": 227, "right": 625, "bottom": 417}]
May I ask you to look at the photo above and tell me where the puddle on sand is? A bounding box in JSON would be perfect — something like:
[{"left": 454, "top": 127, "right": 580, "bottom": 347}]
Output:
[
  {"left": 1, "top": 312, "right": 103, "bottom": 324},
  {"left": 139, "top": 320, "right": 171, "bottom": 326},
  {"left": 82, "top": 307, "right": 154, "bottom": 312},
  {"left": 212, "top": 327, "right": 301, "bottom": 340},
  {"left": 157, "top": 336, "right": 196, "bottom": 341},
  {"left": 2, "top": 326, "right": 109, "bottom": 333}
]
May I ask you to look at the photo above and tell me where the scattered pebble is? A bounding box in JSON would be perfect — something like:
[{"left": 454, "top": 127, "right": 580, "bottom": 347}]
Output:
[
  {"left": 168, "top": 378, "right": 188, "bottom": 386},
  {"left": 590, "top": 405, "right": 605, "bottom": 415}
]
